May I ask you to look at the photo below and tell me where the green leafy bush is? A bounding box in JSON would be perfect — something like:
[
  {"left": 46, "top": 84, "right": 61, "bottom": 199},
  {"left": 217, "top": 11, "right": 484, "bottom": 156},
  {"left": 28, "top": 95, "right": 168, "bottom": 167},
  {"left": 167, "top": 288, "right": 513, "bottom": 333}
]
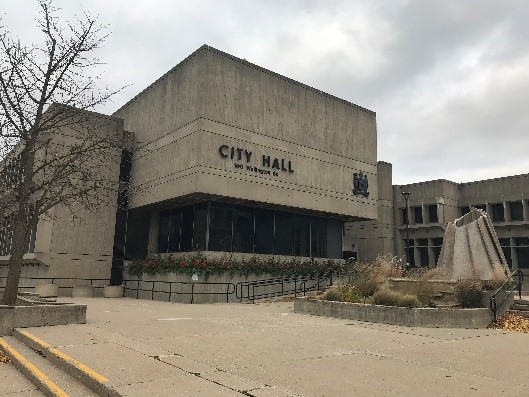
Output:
[
  {"left": 372, "top": 288, "right": 420, "bottom": 308},
  {"left": 455, "top": 280, "right": 483, "bottom": 308}
]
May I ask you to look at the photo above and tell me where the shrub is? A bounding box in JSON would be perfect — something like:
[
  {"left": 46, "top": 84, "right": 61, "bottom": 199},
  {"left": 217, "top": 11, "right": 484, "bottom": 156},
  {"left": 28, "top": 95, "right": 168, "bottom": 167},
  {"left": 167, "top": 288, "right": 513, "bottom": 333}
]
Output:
[
  {"left": 372, "top": 288, "right": 420, "bottom": 308},
  {"left": 455, "top": 279, "right": 483, "bottom": 308},
  {"left": 323, "top": 289, "right": 342, "bottom": 301},
  {"left": 338, "top": 284, "right": 364, "bottom": 303},
  {"left": 348, "top": 255, "right": 402, "bottom": 297}
]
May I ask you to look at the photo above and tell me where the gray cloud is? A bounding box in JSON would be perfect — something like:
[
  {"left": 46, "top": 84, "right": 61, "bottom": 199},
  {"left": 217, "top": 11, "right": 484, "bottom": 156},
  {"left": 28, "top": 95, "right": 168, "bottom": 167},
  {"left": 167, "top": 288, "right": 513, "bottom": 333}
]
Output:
[{"left": 2, "top": 0, "right": 528, "bottom": 184}]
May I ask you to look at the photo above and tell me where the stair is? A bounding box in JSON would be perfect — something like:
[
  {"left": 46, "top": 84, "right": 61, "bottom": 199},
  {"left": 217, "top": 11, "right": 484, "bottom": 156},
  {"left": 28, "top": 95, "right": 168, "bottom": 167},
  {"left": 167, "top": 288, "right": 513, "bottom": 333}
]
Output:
[
  {"left": 0, "top": 329, "right": 121, "bottom": 397},
  {"left": 0, "top": 335, "right": 99, "bottom": 396},
  {"left": 507, "top": 298, "right": 529, "bottom": 318}
]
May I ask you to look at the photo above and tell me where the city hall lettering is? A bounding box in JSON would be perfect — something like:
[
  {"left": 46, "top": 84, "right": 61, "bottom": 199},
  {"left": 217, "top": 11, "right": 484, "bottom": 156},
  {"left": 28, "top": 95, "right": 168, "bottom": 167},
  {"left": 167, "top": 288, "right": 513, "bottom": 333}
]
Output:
[{"left": 218, "top": 144, "right": 294, "bottom": 176}]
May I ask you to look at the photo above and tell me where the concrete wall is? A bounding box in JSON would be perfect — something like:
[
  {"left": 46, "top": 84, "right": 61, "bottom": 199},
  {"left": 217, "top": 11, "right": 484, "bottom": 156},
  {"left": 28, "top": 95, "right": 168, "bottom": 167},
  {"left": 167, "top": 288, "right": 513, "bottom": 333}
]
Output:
[
  {"left": 346, "top": 161, "right": 394, "bottom": 261},
  {"left": 114, "top": 45, "right": 378, "bottom": 221},
  {"left": 28, "top": 110, "right": 123, "bottom": 280}
]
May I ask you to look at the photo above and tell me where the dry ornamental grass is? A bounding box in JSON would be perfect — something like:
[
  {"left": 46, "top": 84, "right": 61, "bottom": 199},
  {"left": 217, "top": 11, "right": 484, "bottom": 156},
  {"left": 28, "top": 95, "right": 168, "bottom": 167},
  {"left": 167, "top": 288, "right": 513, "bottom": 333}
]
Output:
[{"left": 489, "top": 312, "right": 529, "bottom": 333}]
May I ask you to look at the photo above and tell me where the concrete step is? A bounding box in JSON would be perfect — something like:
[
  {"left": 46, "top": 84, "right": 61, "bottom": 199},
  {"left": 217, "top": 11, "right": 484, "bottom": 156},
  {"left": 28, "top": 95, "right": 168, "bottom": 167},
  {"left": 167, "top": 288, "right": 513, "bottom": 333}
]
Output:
[
  {"left": 514, "top": 298, "right": 529, "bottom": 305},
  {"left": 511, "top": 303, "right": 529, "bottom": 311},
  {"left": 13, "top": 329, "right": 122, "bottom": 397},
  {"left": 0, "top": 335, "right": 99, "bottom": 396}
]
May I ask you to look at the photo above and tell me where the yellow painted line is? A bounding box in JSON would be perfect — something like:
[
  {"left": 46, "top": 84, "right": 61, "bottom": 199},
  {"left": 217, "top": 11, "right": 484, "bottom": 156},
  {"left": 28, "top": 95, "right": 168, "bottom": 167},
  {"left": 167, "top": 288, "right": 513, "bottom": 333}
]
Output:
[
  {"left": 49, "top": 347, "right": 108, "bottom": 382},
  {"left": 20, "top": 331, "right": 108, "bottom": 383},
  {"left": 0, "top": 337, "right": 69, "bottom": 397},
  {"left": 19, "top": 330, "right": 52, "bottom": 349}
]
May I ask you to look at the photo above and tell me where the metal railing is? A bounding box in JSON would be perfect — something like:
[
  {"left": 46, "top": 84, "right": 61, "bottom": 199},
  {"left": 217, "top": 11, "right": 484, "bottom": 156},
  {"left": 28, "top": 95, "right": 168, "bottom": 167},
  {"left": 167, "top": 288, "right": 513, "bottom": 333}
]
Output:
[
  {"left": 490, "top": 269, "right": 525, "bottom": 321},
  {"left": 235, "top": 273, "right": 333, "bottom": 303},
  {"left": 123, "top": 279, "right": 236, "bottom": 304}
]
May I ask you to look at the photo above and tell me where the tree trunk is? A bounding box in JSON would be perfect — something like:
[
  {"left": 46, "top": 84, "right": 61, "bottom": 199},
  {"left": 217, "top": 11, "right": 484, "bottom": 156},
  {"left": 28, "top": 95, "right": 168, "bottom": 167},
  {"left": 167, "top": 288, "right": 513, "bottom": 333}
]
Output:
[{"left": 1, "top": 216, "right": 29, "bottom": 305}]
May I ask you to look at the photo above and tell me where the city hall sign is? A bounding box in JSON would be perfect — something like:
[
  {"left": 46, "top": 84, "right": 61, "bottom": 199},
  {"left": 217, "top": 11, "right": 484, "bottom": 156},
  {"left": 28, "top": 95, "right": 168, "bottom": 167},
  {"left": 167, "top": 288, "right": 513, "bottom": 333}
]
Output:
[{"left": 218, "top": 144, "right": 294, "bottom": 177}]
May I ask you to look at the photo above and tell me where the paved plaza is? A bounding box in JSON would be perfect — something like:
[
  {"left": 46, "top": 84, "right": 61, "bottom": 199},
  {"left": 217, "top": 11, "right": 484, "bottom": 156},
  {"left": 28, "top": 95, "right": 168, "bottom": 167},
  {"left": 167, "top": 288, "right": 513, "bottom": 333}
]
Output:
[{"left": 2, "top": 297, "right": 529, "bottom": 396}]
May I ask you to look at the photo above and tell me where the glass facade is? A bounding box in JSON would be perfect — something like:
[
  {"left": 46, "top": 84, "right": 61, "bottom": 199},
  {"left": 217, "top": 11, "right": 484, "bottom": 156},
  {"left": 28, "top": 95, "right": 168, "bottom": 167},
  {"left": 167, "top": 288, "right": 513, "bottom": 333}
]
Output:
[{"left": 157, "top": 202, "right": 343, "bottom": 258}]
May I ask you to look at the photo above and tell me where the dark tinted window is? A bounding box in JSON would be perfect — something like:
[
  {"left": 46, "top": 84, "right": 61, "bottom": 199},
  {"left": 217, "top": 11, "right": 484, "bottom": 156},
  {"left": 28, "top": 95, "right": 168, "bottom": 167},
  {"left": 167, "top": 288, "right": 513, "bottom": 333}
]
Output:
[
  {"left": 293, "top": 215, "right": 311, "bottom": 257},
  {"left": 402, "top": 208, "right": 408, "bottom": 225},
  {"left": 460, "top": 206, "right": 470, "bottom": 216},
  {"left": 432, "top": 238, "right": 443, "bottom": 246},
  {"left": 232, "top": 206, "right": 254, "bottom": 253},
  {"left": 167, "top": 210, "right": 181, "bottom": 252},
  {"left": 417, "top": 238, "right": 428, "bottom": 247},
  {"left": 311, "top": 218, "right": 327, "bottom": 258},
  {"left": 413, "top": 206, "right": 423, "bottom": 224},
  {"left": 208, "top": 203, "right": 232, "bottom": 252},
  {"left": 158, "top": 211, "right": 171, "bottom": 253},
  {"left": 254, "top": 209, "right": 274, "bottom": 254},
  {"left": 514, "top": 237, "right": 529, "bottom": 246},
  {"left": 418, "top": 247, "right": 429, "bottom": 267},
  {"left": 428, "top": 205, "right": 438, "bottom": 223},
  {"left": 274, "top": 212, "right": 293, "bottom": 255},
  {"left": 516, "top": 247, "right": 529, "bottom": 268},
  {"left": 180, "top": 206, "right": 194, "bottom": 251},
  {"left": 509, "top": 201, "right": 524, "bottom": 221},
  {"left": 491, "top": 203, "right": 504, "bottom": 222}
]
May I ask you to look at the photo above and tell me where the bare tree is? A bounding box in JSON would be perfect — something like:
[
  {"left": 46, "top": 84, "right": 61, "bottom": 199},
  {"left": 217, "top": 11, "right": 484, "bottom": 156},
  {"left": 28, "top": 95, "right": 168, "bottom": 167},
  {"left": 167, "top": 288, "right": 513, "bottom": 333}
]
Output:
[{"left": 0, "top": 0, "right": 123, "bottom": 305}]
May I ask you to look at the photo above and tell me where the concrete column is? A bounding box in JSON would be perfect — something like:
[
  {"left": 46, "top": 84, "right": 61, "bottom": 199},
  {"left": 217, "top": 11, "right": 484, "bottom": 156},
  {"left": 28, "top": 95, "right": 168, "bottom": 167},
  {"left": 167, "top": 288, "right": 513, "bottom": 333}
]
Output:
[
  {"left": 147, "top": 212, "right": 160, "bottom": 256},
  {"left": 504, "top": 201, "right": 510, "bottom": 222},
  {"left": 523, "top": 199, "right": 529, "bottom": 222}
]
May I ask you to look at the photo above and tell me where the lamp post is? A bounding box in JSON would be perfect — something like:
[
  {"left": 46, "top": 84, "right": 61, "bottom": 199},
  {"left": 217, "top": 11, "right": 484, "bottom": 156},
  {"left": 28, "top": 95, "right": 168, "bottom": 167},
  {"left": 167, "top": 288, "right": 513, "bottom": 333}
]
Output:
[{"left": 402, "top": 191, "right": 411, "bottom": 268}]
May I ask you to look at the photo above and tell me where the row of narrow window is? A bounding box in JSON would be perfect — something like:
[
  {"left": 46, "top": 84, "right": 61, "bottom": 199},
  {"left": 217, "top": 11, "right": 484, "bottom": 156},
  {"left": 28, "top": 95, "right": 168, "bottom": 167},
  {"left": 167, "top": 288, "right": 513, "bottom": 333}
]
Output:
[
  {"left": 460, "top": 201, "right": 525, "bottom": 223},
  {"left": 155, "top": 202, "right": 343, "bottom": 259}
]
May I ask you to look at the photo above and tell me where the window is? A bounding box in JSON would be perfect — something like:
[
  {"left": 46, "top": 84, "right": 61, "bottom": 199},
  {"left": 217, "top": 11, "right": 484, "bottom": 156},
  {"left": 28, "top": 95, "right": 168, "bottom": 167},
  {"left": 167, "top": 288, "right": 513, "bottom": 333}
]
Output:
[
  {"left": 491, "top": 203, "right": 504, "bottom": 222},
  {"left": 208, "top": 203, "right": 232, "bottom": 252},
  {"left": 293, "top": 215, "right": 311, "bottom": 257},
  {"left": 413, "top": 206, "right": 423, "bottom": 224},
  {"left": 460, "top": 206, "right": 470, "bottom": 217},
  {"left": 311, "top": 218, "right": 327, "bottom": 258},
  {"left": 514, "top": 237, "right": 529, "bottom": 269},
  {"left": 180, "top": 207, "right": 194, "bottom": 252},
  {"left": 274, "top": 212, "right": 293, "bottom": 255},
  {"left": 254, "top": 209, "right": 274, "bottom": 254},
  {"left": 474, "top": 204, "right": 486, "bottom": 211},
  {"left": 509, "top": 201, "right": 524, "bottom": 221},
  {"left": 417, "top": 238, "right": 429, "bottom": 267},
  {"left": 428, "top": 205, "right": 438, "bottom": 223},
  {"left": 401, "top": 208, "right": 408, "bottom": 225},
  {"left": 232, "top": 206, "right": 254, "bottom": 253},
  {"left": 499, "top": 238, "right": 512, "bottom": 267},
  {"left": 155, "top": 201, "right": 343, "bottom": 258},
  {"left": 432, "top": 237, "right": 443, "bottom": 265}
]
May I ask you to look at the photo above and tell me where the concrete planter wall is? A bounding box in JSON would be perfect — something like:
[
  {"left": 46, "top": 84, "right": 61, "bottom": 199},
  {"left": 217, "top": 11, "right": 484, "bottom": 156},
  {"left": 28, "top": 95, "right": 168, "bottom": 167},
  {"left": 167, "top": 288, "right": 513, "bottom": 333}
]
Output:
[
  {"left": 294, "top": 297, "right": 510, "bottom": 328},
  {"left": 103, "top": 285, "right": 124, "bottom": 298},
  {"left": 0, "top": 303, "right": 86, "bottom": 336},
  {"left": 123, "top": 271, "right": 329, "bottom": 303},
  {"left": 35, "top": 283, "right": 59, "bottom": 298}
]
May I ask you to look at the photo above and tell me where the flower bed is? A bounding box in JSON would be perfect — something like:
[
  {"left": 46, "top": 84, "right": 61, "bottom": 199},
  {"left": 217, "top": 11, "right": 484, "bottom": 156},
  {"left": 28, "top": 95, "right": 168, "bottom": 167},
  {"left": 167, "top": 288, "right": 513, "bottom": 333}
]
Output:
[{"left": 128, "top": 252, "right": 352, "bottom": 278}]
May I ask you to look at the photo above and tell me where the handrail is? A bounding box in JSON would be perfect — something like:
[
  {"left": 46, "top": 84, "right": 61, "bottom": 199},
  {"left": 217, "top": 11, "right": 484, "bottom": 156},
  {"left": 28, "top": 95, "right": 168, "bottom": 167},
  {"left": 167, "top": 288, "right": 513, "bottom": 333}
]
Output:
[{"left": 490, "top": 269, "right": 524, "bottom": 321}]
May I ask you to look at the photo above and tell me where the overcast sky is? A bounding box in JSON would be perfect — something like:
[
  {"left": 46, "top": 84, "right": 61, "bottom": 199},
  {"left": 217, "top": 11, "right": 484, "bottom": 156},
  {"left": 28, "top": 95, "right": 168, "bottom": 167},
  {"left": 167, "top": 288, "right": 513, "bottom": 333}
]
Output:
[{"left": 3, "top": 0, "right": 529, "bottom": 185}]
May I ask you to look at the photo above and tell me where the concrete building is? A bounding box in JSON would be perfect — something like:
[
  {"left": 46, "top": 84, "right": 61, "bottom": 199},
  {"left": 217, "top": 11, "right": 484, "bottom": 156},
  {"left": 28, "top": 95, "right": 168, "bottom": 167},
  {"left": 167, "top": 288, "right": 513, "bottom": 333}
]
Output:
[
  {"left": 350, "top": 167, "right": 529, "bottom": 274},
  {"left": 0, "top": 45, "right": 380, "bottom": 285},
  {"left": 1, "top": 45, "right": 527, "bottom": 289}
]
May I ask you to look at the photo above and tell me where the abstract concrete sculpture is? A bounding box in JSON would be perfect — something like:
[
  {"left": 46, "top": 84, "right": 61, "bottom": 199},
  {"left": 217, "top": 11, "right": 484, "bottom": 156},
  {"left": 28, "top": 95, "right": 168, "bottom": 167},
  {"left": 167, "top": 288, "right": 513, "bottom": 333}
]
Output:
[{"left": 437, "top": 207, "right": 509, "bottom": 280}]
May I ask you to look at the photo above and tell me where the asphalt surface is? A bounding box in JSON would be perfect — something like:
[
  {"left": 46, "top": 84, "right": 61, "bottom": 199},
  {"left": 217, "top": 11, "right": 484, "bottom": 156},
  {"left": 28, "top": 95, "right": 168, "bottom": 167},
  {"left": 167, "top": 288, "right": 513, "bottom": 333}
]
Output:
[{"left": 1, "top": 297, "right": 529, "bottom": 396}]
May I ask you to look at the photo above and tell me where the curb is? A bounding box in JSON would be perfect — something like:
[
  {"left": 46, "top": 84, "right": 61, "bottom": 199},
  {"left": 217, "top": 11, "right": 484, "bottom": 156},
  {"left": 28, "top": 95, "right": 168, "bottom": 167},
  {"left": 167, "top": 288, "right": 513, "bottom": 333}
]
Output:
[
  {"left": 0, "top": 337, "right": 68, "bottom": 397},
  {"left": 14, "top": 329, "right": 122, "bottom": 397}
]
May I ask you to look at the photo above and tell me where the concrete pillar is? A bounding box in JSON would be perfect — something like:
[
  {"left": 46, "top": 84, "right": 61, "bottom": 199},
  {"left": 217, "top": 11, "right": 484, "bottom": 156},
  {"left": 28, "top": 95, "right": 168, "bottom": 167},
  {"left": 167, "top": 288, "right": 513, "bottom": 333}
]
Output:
[
  {"left": 523, "top": 199, "right": 529, "bottom": 222},
  {"left": 504, "top": 201, "right": 510, "bottom": 222},
  {"left": 147, "top": 212, "right": 160, "bottom": 256}
]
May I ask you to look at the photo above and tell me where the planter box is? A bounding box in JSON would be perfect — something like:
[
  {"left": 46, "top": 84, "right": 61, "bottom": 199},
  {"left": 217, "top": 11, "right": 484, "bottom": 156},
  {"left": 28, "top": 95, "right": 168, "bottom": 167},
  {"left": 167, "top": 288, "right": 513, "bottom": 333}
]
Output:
[{"left": 294, "top": 297, "right": 501, "bottom": 328}]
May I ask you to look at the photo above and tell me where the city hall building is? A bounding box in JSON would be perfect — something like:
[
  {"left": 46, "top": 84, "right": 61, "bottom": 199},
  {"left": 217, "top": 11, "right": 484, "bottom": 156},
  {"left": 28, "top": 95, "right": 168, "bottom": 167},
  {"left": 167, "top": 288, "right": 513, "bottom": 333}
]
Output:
[
  {"left": 1, "top": 45, "right": 379, "bottom": 283},
  {"left": 1, "top": 45, "right": 527, "bottom": 287}
]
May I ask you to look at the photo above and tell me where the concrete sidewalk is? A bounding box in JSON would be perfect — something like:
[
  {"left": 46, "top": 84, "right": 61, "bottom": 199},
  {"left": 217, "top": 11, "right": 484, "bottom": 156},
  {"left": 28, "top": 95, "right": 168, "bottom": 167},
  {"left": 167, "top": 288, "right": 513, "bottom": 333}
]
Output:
[{"left": 2, "top": 297, "right": 529, "bottom": 396}]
